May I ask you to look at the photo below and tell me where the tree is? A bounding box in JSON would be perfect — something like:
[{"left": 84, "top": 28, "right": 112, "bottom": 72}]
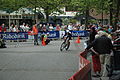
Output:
[
  {"left": 0, "top": 0, "right": 27, "bottom": 12},
  {"left": 94, "top": 0, "right": 120, "bottom": 30},
  {"left": 113, "top": 0, "right": 120, "bottom": 30},
  {"left": 67, "top": 0, "right": 98, "bottom": 29},
  {"left": 0, "top": 0, "right": 28, "bottom": 27},
  {"left": 27, "top": 0, "right": 66, "bottom": 23}
]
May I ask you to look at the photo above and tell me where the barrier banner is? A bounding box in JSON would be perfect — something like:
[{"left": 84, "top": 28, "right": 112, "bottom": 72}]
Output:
[
  {"left": 68, "top": 52, "right": 92, "bottom": 80},
  {"left": 59, "top": 31, "right": 65, "bottom": 38},
  {"left": 0, "top": 32, "right": 28, "bottom": 40},
  {"left": 38, "top": 31, "right": 59, "bottom": 38},
  {"left": 0, "top": 31, "right": 88, "bottom": 40},
  {"left": 71, "top": 31, "right": 89, "bottom": 37}
]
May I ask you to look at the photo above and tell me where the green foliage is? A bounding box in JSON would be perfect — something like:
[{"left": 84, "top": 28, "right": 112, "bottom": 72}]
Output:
[
  {"left": 0, "top": 0, "right": 119, "bottom": 24},
  {"left": 88, "top": 19, "right": 97, "bottom": 24},
  {"left": 27, "top": 0, "right": 66, "bottom": 22},
  {"left": 62, "top": 18, "right": 69, "bottom": 25},
  {"left": 0, "top": 0, "right": 27, "bottom": 13},
  {"left": 69, "top": 19, "right": 77, "bottom": 24}
]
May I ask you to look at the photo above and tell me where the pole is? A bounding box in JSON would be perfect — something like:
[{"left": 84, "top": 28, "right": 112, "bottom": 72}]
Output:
[
  {"left": 101, "top": 0, "right": 104, "bottom": 26},
  {"left": 85, "top": 0, "right": 89, "bottom": 29},
  {"left": 34, "top": 0, "right": 37, "bottom": 24},
  {"left": 9, "top": 13, "right": 10, "bottom": 32}
]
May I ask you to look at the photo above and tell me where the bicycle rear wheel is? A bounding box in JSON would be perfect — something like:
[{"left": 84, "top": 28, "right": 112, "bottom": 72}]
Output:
[
  {"left": 60, "top": 42, "right": 65, "bottom": 51},
  {"left": 65, "top": 42, "right": 70, "bottom": 50}
]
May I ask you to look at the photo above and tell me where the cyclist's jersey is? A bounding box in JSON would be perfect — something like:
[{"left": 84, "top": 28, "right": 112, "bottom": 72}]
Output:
[{"left": 63, "top": 32, "right": 72, "bottom": 40}]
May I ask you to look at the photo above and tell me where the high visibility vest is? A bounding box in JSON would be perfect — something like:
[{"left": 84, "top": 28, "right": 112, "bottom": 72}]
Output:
[{"left": 32, "top": 26, "right": 38, "bottom": 35}]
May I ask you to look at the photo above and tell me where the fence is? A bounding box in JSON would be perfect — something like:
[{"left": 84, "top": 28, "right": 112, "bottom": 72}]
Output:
[
  {"left": 0, "top": 31, "right": 89, "bottom": 40},
  {"left": 68, "top": 51, "right": 92, "bottom": 80},
  {"left": 0, "top": 31, "right": 89, "bottom": 48}
]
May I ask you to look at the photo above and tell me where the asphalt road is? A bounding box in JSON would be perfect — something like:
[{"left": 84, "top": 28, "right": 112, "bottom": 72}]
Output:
[{"left": 0, "top": 40, "right": 85, "bottom": 80}]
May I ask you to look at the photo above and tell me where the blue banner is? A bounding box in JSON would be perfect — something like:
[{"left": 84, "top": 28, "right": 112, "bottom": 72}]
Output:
[
  {"left": 71, "top": 31, "right": 89, "bottom": 37},
  {"left": 38, "top": 31, "right": 59, "bottom": 38},
  {"left": 0, "top": 31, "right": 88, "bottom": 40},
  {"left": 0, "top": 32, "right": 28, "bottom": 40}
]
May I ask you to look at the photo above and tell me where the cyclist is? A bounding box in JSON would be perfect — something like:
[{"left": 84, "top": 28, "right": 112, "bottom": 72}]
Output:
[
  {"left": 63, "top": 30, "right": 72, "bottom": 45},
  {"left": 60, "top": 30, "right": 72, "bottom": 51}
]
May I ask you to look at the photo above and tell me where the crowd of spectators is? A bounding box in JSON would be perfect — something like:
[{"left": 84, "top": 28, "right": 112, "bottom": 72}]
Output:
[
  {"left": 0, "top": 22, "right": 120, "bottom": 34},
  {"left": 36, "top": 23, "right": 86, "bottom": 32},
  {"left": 9, "top": 23, "right": 30, "bottom": 32},
  {"left": 84, "top": 22, "right": 120, "bottom": 77}
]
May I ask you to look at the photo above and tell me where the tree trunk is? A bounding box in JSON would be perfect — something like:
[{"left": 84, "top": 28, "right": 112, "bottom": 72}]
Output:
[
  {"left": 85, "top": 9, "right": 89, "bottom": 29},
  {"left": 46, "top": 12, "right": 49, "bottom": 23},
  {"left": 101, "top": 0, "right": 104, "bottom": 26},
  {"left": 34, "top": 5, "right": 37, "bottom": 24},
  {"left": 109, "top": 0, "right": 113, "bottom": 26},
  {"left": 45, "top": 6, "right": 49, "bottom": 23},
  {"left": 114, "top": 0, "right": 120, "bottom": 30},
  {"left": 85, "top": 0, "right": 89, "bottom": 30}
]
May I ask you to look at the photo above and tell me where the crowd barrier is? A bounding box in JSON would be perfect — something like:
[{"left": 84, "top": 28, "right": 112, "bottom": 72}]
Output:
[
  {"left": 68, "top": 51, "right": 92, "bottom": 80},
  {"left": 0, "top": 31, "right": 89, "bottom": 40}
]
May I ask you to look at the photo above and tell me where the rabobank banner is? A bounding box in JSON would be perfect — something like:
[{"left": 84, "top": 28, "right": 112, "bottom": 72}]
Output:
[
  {"left": 0, "top": 32, "right": 28, "bottom": 40},
  {"left": 38, "top": 31, "right": 59, "bottom": 38},
  {"left": 71, "top": 31, "right": 89, "bottom": 37},
  {"left": 0, "top": 31, "right": 88, "bottom": 40}
]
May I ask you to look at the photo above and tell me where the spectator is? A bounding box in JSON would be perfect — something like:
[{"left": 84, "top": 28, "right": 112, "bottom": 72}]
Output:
[
  {"left": 49, "top": 24, "right": 54, "bottom": 31},
  {"left": 12, "top": 25, "right": 19, "bottom": 32},
  {"left": 79, "top": 25, "right": 85, "bottom": 31},
  {"left": 85, "top": 31, "right": 113, "bottom": 77},
  {"left": 32, "top": 24, "right": 39, "bottom": 45},
  {"left": 24, "top": 24, "right": 30, "bottom": 32},
  {"left": 77, "top": 24, "right": 81, "bottom": 31},
  {"left": 73, "top": 25, "right": 78, "bottom": 31},
  {"left": 64, "top": 25, "right": 68, "bottom": 31},
  {"left": 0, "top": 23, "right": 6, "bottom": 47},
  {"left": 20, "top": 23, "right": 26, "bottom": 32},
  {"left": 68, "top": 23, "right": 73, "bottom": 31},
  {"left": 38, "top": 24, "right": 42, "bottom": 32},
  {"left": 46, "top": 23, "right": 50, "bottom": 31},
  {"left": 56, "top": 24, "right": 61, "bottom": 31},
  {"left": 97, "top": 29, "right": 112, "bottom": 40},
  {"left": 89, "top": 27, "right": 97, "bottom": 43},
  {"left": 9, "top": 23, "right": 14, "bottom": 32},
  {"left": 88, "top": 27, "right": 101, "bottom": 77},
  {"left": 0, "top": 23, "right": 6, "bottom": 32},
  {"left": 61, "top": 24, "right": 65, "bottom": 31},
  {"left": 108, "top": 26, "right": 113, "bottom": 33},
  {"left": 42, "top": 25, "right": 47, "bottom": 32}
]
